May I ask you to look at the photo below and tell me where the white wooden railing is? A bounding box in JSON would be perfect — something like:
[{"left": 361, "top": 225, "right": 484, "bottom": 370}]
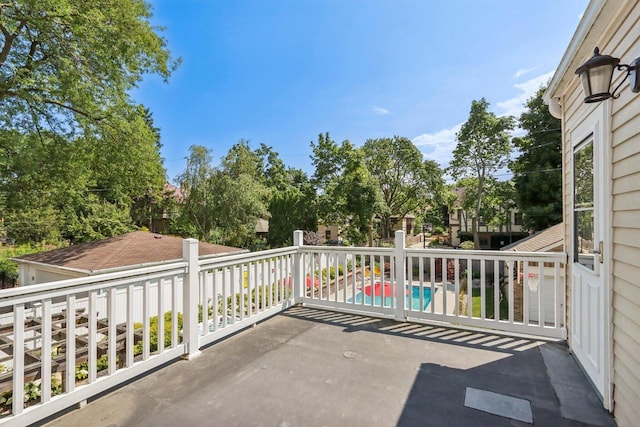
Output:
[
  {"left": 0, "top": 231, "right": 566, "bottom": 425},
  {"left": 300, "top": 232, "right": 566, "bottom": 338}
]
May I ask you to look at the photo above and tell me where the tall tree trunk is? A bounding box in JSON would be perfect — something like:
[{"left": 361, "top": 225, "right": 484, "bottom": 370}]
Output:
[{"left": 474, "top": 177, "right": 484, "bottom": 249}]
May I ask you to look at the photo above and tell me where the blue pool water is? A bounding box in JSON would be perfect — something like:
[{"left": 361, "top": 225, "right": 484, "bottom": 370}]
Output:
[{"left": 349, "top": 285, "right": 434, "bottom": 311}]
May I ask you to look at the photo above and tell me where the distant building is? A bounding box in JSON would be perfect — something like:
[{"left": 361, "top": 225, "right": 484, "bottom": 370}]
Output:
[
  {"left": 389, "top": 214, "right": 415, "bottom": 236},
  {"left": 448, "top": 187, "right": 528, "bottom": 249},
  {"left": 255, "top": 218, "right": 269, "bottom": 241}
]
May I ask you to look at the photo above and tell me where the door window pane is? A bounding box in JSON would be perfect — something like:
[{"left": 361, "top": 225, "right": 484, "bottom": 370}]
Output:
[{"left": 573, "top": 140, "right": 595, "bottom": 270}]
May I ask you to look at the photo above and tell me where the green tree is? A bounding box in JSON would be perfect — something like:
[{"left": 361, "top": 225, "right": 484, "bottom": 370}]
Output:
[
  {"left": 338, "top": 148, "right": 383, "bottom": 245},
  {"left": 171, "top": 142, "right": 270, "bottom": 248},
  {"left": 448, "top": 98, "right": 514, "bottom": 248},
  {"left": 510, "top": 87, "right": 562, "bottom": 231},
  {"left": 0, "top": 0, "right": 177, "bottom": 138},
  {"left": 362, "top": 136, "right": 444, "bottom": 239},
  {"left": 311, "top": 133, "right": 352, "bottom": 226},
  {"left": 213, "top": 141, "right": 269, "bottom": 248},
  {"left": 172, "top": 145, "right": 217, "bottom": 241},
  {"left": 0, "top": 1, "right": 175, "bottom": 245},
  {"left": 311, "top": 133, "right": 382, "bottom": 245},
  {"left": 484, "top": 180, "right": 517, "bottom": 232},
  {"left": 266, "top": 169, "right": 317, "bottom": 247}
]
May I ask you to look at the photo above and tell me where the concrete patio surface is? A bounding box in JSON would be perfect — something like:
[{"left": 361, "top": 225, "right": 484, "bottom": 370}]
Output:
[{"left": 37, "top": 306, "right": 616, "bottom": 427}]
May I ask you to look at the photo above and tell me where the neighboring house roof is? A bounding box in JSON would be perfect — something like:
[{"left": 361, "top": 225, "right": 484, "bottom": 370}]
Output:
[
  {"left": 501, "top": 223, "right": 564, "bottom": 252},
  {"left": 255, "top": 218, "right": 269, "bottom": 234},
  {"left": 164, "top": 182, "right": 185, "bottom": 203},
  {"left": 14, "top": 231, "right": 245, "bottom": 274}
]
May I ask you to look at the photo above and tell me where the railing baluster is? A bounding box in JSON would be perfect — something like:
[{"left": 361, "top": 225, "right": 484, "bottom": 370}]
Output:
[
  {"left": 202, "top": 271, "right": 210, "bottom": 336},
  {"left": 358, "top": 254, "right": 364, "bottom": 306},
  {"left": 13, "top": 303, "right": 25, "bottom": 415},
  {"left": 172, "top": 276, "right": 178, "bottom": 347},
  {"left": 268, "top": 257, "right": 274, "bottom": 307},
  {"left": 142, "top": 282, "right": 150, "bottom": 360},
  {"left": 555, "top": 261, "right": 562, "bottom": 328},
  {"left": 467, "top": 258, "right": 472, "bottom": 319},
  {"left": 230, "top": 266, "right": 237, "bottom": 323},
  {"left": 430, "top": 256, "right": 435, "bottom": 315},
  {"left": 523, "top": 261, "right": 529, "bottom": 326},
  {"left": 454, "top": 257, "right": 460, "bottom": 316},
  {"left": 108, "top": 287, "right": 117, "bottom": 373},
  {"left": 66, "top": 295, "right": 76, "bottom": 394},
  {"left": 417, "top": 256, "right": 423, "bottom": 313},
  {"left": 407, "top": 255, "right": 413, "bottom": 312},
  {"left": 89, "top": 290, "right": 98, "bottom": 382},
  {"left": 223, "top": 267, "right": 229, "bottom": 327},
  {"left": 480, "top": 259, "right": 486, "bottom": 320},
  {"left": 494, "top": 260, "right": 500, "bottom": 322},
  {"left": 213, "top": 268, "right": 220, "bottom": 330},
  {"left": 442, "top": 257, "right": 447, "bottom": 317},
  {"left": 237, "top": 264, "right": 244, "bottom": 321},
  {"left": 538, "top": 262, "right": 545, "bottom": 328},
  {"left": 158, "top": 279, "right": 165, "bottom": 353},
  {"left": 41, "top": 298, "right": 52, "bottom": 403},
  {"left": 252, "top": 262, "right": 259, "bottom": 315},
  {"left": 126, "top": 284, "right": 134, "bottom": 367},
  {"left": 508, "top": 261, "right": 515, "bottom": 324},
  {"left": 336, "top": 254, "right": 340, "bottom": 302}
]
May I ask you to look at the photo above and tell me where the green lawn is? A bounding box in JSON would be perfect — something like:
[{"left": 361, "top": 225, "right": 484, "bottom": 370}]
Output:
[{"left": 469, "top": 286, "right": 509, "bottom": 320}]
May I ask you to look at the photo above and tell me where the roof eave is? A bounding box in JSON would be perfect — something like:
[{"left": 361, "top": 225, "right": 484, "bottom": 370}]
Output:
[{"left": 544, "top": 0, "right": 606, "bottom": 104}]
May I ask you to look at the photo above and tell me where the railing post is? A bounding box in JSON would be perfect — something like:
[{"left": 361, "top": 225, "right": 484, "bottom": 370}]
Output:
[
  {"left": 293, "top": 230, "right": 304, "bottom": 303},
  {"left": 182, "top": 238, "right": 202, "bottom": 360},
  {"left": 394, "top": 231, "right": 406, "bottom": 321}
]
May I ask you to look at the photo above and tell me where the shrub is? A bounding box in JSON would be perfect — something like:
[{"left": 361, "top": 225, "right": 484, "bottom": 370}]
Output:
[
  {"left": 459, "top": 241, "right": 475, "bottom": 250},
  {"left": 0, "top": 244, "right": 48, "bottom": 279},
  {"left": 134, "top": 311, "right": 184, "bottom": 355}
]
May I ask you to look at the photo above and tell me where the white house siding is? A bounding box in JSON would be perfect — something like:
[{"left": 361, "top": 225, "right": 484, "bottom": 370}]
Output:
[
  {"left": 554, "top": 1, "right": 640, "bottom": 425},
  {"left": 604, "top": 4, "right": 640, "bottom": 427}
]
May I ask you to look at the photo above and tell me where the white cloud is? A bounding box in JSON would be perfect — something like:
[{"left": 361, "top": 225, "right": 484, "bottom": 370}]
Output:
[
  {"left": 496, "top": 70, "right": 554, "bottom": 117},
  {"left": 513, "top": 67, "right": 537, "bottom": 79},
  {"left": 372, "top": 106, "right": 390, "bottom": 115},
  {"left": 412, "top": 123, "right": 462, "bottom": 168}
]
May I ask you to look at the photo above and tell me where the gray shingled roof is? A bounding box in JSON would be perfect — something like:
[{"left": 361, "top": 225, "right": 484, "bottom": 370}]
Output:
[
  {"left": 14, "top": 231, "right": 245, "bottom": 273},
  {"left": 501, "top": 223, "right": 564, "bottom": 252}
]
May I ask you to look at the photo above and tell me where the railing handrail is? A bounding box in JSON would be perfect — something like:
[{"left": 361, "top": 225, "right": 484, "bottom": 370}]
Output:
[
  {"left": 0, "top": 261, "right": 188, "bottom": 302},
  {"left": 405, "top": 247, "right": 567, "bottom": 262},
  {"left": 198, "top": 246, "right": 298, "bottom": 269},
  {"left": 300, "top": 245, "right": 394, "bottom": 256}
]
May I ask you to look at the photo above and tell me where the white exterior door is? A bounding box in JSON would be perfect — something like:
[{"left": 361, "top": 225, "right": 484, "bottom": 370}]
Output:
[{"left": 569, "top": 105, "right": 610, "bottom": 406}]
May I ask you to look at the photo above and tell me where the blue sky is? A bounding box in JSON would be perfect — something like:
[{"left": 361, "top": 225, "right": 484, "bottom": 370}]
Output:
[{"left": 133, "top": 0, "right": 588, "bottom": 183}]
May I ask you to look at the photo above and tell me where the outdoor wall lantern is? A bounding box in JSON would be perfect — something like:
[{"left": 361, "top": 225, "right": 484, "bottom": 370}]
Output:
[{"left": 575, "top": 47, "right": 640, "bottom": 103}]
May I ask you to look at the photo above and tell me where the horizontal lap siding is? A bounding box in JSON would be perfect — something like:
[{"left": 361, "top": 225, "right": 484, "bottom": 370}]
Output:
[{"left": 609, "top": 2, "right": 640, "bottom": 425}]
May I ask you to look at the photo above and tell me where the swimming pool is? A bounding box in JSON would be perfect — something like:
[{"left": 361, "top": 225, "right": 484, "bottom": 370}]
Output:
[{"left": 348, "top": 285, "right": 434, "bottom": 311}]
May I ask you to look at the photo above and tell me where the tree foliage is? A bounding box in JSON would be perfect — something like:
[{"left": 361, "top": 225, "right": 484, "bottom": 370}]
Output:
[
  {"left": 448, "top": 98, "right": 514, "bottom": 248},
  {"left": 266, "top": 169, "right": 317, "bottom": 247},
  {"left": 0, "top": 1, "right": 175, "bottom": 245},
  {"left": 311, "top": 133, "right": 382, "bottom": 245},
  {"left": 171, "top": 143, "right": 270, "bottom": 248},
  {"left": 362, "top": 136, "right": 444, "bottom": 239},
  {"left": 171, "top": 145, "right": 217, "bottom": 241},
  {"left": 0, "top": 0, "right": 177, "bottom": 138},
  {"left": 510, "top": 87, "right": 562, "bottom": 231}
]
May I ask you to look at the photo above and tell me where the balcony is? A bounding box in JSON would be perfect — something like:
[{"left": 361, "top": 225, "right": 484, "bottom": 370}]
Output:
[{"left": 0, "top": 232, "right": 616, "bottom": 426}]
